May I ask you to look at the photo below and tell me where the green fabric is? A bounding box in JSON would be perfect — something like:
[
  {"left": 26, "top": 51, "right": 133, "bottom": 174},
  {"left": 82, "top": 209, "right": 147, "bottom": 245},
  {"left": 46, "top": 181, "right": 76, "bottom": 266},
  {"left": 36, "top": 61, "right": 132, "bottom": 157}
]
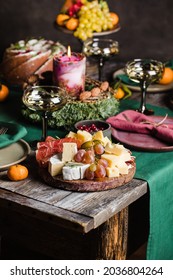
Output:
[
  {"left": 115, "top": 74, "right": 138, "bottom": 86},
  {"left": 120, "top": 99, "right": 173, "bottom": 260},
  {"left": 0, "top": 121, "right": 27, "bottom": 148}
]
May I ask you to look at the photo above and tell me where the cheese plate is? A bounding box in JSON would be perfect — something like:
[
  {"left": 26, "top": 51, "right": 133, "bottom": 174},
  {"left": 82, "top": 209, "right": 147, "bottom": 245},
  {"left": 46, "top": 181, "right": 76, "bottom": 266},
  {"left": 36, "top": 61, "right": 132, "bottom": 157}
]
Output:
[{"left": 39, "top": 160, "right": 136, "bottom": 192}]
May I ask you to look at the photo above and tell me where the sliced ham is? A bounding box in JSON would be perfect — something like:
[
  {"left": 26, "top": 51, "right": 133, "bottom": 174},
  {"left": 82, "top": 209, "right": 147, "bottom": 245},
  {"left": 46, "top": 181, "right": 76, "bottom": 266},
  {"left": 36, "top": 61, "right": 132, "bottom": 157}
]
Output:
[{"left": 36, "top": 137, "right": 81, "bottom": 167}]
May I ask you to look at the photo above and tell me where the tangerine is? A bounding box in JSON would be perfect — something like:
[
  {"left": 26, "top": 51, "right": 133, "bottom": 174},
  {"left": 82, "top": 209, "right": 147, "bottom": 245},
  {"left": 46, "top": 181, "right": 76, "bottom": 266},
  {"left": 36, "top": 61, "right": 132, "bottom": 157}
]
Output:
[
  {"left": 66, "top": 17, "right": 79, "bottom": 31},
  {"left": 110, "top": 12, "right": 119, "bottom": 26},
  {"left": 114, "top": 87, "right": 125, "bottom": 99},
  {"left": 0, "top": 84, "right": 9, "bottom": 102},
  {"left": 158, "top": 67, "right": 173, "bottom": 85},
  {"left": 56, "top": 14, "right": 70, "bottom": 26},
  {"left": 7, "top": 164, "right": 29, "bottom": 181}
]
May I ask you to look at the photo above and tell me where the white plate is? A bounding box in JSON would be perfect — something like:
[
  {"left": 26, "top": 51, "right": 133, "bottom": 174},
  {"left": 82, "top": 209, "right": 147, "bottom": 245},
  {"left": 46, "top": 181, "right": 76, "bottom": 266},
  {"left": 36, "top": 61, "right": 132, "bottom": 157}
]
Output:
[
  {"left": 0, "top": 139, "right": 31, "bottom": 171},
  {"left": 113, "top": 68, "right": 173, "bottom": 92}
]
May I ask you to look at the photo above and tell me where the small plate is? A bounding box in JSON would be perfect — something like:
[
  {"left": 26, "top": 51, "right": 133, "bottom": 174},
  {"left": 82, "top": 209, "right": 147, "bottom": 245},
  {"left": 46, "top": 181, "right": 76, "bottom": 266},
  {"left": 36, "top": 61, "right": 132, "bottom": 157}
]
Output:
[
  {"left": 113, "top": 69, "right": 173, "bottom": 93},
  {"left": 0, "top": 139, "right": 31, "bottom": 171},
  {"left": 111, "top": 115, "right": 173, "bottom": 152}
]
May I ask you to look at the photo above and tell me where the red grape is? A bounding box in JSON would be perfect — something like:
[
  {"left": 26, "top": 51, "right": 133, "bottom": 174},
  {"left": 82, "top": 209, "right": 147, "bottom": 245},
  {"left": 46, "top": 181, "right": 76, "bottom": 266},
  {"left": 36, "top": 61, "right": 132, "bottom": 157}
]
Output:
[
  {"left": 94, "top": 164, "right": 106, "bottom": 178},
  {"left": 74, "top": 149, "right": 86, "bottom": 162},
  {"left": 94, "top": 143, "right": 105, "bottom": 155},
  {"left": 97, "top": 158, "right": 109, "bottom": 168},
  {"left": 85, "top": 167, "right": 95, "bottom": 180},
  {"left": 82, "top": 150, "right": 95, "bottom": 164}
]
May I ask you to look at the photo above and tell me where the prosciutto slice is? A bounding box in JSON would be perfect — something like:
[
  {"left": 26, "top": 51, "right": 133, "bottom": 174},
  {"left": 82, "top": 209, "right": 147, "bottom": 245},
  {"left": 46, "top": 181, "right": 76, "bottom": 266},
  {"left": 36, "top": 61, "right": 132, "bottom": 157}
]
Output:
[{"left": 36, "top": 137, "right": 81, "bottom": 167}]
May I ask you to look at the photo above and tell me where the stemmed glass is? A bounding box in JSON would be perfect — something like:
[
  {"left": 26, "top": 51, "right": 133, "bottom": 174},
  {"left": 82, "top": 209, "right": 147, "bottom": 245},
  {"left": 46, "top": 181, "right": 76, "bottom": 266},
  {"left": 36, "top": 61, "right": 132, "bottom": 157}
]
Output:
[
  {"left": 125, "top": 59, "right": 164, "bottom": 115},
  {"left": 83, "top": 38, "right": 119, "bottom": 81},
  {"left": 22, "top": 85, "right": 67, "bottom": 145}
]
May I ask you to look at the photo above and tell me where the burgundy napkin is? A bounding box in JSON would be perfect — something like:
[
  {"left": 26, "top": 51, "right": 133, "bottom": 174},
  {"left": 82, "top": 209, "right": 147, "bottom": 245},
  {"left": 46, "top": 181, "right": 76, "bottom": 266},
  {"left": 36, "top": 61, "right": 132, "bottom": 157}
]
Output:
[{"left": 107, "top": 110, "right": 173, "bottom": 144}]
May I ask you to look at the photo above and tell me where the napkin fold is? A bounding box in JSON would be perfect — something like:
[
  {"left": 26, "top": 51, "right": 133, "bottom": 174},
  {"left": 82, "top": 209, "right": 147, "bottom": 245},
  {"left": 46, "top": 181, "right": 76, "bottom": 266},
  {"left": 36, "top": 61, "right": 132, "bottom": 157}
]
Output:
[
  {"left": 0, "top": 121, "right": 27, "bottom": 148},
  {"left": 114, "top": 74, "right": 138, "bottom": 86},
  {"left": 107, "top": 110, "right": 173, "bottom": 144}
]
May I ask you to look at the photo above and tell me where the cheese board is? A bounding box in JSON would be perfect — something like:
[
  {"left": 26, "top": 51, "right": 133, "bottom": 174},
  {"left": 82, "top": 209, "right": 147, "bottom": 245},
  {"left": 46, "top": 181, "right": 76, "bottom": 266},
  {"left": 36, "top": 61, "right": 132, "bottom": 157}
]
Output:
[{"left": 39, "top": 160, "right": 136, "bottom": 192}]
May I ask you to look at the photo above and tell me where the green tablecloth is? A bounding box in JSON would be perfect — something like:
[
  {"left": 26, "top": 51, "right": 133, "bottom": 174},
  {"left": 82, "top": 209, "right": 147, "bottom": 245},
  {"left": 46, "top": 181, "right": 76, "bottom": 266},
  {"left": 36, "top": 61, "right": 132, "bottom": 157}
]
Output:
[
  {"left": 120, "top": 99, "right": 173, "bottom": 260},
  {"left": 1, "top": 89, "right": 173, "bottom": 260}
]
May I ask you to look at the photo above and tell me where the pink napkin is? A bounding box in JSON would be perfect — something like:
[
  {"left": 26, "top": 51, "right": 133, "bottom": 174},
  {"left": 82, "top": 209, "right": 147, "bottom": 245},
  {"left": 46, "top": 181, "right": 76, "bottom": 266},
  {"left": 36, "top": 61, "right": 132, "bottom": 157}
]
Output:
[{"left": 107, "top": 110, "right": 173, "bottom": 144}]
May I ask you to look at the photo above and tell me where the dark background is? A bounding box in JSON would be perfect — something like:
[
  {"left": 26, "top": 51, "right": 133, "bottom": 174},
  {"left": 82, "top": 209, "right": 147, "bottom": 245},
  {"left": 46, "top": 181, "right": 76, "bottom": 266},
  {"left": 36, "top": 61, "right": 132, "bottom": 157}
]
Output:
[{"left": 0, "top": 0, "right": 173, "bottom": 63}]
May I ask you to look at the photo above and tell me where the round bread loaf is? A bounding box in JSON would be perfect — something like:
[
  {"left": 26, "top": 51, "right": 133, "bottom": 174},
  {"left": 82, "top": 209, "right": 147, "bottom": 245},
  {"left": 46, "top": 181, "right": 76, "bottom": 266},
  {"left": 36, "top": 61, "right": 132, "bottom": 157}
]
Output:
[{"left": 0, "top": 38, "right": 66, "bottom": 87}]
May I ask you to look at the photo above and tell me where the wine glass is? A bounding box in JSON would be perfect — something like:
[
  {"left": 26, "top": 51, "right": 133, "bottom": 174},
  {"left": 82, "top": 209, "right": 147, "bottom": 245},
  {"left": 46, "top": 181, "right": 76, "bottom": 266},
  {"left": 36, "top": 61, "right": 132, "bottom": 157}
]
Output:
[
  {"left": 83, "top": 38, "right": 119, "bottom": 81},
  {"left": 22, "top": 85, "right": 67, "bottom": 145},
  {"left": 125, "top": 59, "right": 164, "bottom": 115}
]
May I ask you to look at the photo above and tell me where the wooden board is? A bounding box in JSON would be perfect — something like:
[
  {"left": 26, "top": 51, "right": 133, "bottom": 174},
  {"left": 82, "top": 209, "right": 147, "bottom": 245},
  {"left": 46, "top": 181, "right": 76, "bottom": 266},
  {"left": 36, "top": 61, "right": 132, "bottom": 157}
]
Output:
[{"left": 39, "top": 162, "right": 136, "bottom": 192}]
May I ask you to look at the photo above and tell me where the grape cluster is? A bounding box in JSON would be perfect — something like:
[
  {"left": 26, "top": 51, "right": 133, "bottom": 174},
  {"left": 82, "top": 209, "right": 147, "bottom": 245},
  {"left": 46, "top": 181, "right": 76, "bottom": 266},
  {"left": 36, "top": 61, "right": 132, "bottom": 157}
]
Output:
[
  {"left": 74, "top": 140, "right": 109, "bottom": 180},
  {"left": 74, "top": 0, "right": 114, "bottom": 41}
]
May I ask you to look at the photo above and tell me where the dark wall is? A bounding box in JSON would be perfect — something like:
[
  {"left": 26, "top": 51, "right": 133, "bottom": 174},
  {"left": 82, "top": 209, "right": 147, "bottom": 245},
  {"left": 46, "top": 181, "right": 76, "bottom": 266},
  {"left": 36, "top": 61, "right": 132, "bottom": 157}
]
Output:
[{"left": 0, "top": 0, "right": 173, "bottom": 62}]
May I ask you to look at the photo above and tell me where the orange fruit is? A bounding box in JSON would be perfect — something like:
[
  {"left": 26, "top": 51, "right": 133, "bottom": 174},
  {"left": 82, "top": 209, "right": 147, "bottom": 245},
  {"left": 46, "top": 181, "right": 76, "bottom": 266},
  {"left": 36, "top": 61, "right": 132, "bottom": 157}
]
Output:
[
  {"left": 56, "top": 14, "right": 70, "bottom": 26},
  {"left": 158, "top": 67, "right": 173, "bottom": 85},
  {"left": 0, "top": 84, "right": 9, "bottom": 102},
  {"left": 7, "top": 164, "right": 29, "bottom": 181},
  {"left": 110, "top": 12, "right": 119, "bottom": 26},
  {"left": 114, "top": 87, "right": 125, "bottom": 99},
  {"left": 66, "top": 17, "right": 79, "bottom": 31}
]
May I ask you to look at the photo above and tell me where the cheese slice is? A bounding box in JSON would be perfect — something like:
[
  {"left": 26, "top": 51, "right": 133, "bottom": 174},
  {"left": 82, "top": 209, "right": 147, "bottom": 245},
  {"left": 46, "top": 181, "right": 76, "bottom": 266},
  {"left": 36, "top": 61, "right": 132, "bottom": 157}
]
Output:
[
  {"left": 106, "top": 167, "right": 119, "bottom": 178},
  {"left": 102, "top": 136, "right": 112, "bottom": 147},
  {"left": 62, "top": 142, "right": 78, "bottom": 162},
  {"left": 48, "top": 154, "right": 65, "bottom": 176},
  {"left": 105, "top": 142, "right": 128, "bottom": 156},
  {"left": 117, "top": 162, "right": 129, "bottom": 175},
  {"left": 101, "top": 153, "right": 131, "bottom": 168},
  {"left": 62, "top": 162, "right": 90, "bottom": 180},
  {"left": 66, "top": 131, "right": 78, "bottom": 139},
  {"left": 92, "top": 130, "right": 104, "bottom": 142},
  {"left": 77, "top": 130, "right": 92, "bottom": 144}
]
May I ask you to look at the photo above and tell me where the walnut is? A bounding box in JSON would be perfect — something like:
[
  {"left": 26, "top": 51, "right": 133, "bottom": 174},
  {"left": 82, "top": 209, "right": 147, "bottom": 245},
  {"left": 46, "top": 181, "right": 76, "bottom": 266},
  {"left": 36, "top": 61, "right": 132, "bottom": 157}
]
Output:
[
  {"left": 100, "top": 81, "right": 109, "bottom": 91},
  {"left": 91, "top": 87, "right": 101, "bottom": 97},
  {"left": 79, "top": 91, "right": 92, "bottom": 101}
]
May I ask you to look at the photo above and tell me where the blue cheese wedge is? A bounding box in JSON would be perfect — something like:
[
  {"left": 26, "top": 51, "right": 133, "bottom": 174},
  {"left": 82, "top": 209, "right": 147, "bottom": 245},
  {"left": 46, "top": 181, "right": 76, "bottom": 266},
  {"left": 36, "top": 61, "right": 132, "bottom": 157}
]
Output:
[
  {"left": 62, "top": 162, "right": 90, "bottom": 180},
  {"left": 48, "top": 154, "right": 65, "bottom": 176},
  {"left": 62, "top": 143, "right": 78, "bottom": 162}
]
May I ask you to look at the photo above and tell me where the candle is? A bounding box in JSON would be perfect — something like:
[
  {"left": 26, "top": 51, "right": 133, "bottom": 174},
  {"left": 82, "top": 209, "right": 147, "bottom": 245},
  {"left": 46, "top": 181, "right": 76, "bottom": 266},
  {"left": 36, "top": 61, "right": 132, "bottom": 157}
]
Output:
[{"left": 53, "top": 46, "right": 86, "bottom": 99}]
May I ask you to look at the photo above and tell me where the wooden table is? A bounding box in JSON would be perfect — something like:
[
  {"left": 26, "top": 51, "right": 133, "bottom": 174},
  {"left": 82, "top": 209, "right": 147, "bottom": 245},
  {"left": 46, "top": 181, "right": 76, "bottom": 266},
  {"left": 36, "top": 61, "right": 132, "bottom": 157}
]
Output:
[
  {"left": 0, "top": 60, "right": 169, "bottom": 260},
  {"left": 0, "top": 150, "right": 147, "bottom": 260}
]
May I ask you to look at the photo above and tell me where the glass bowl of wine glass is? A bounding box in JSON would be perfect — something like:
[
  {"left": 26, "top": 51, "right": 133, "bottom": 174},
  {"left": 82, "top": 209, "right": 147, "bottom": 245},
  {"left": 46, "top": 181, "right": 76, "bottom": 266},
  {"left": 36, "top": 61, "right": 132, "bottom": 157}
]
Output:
[
  {"left": 22, "top": 85, "right": 67, "bottom": 145},
  {"left": 83, "top": 38, "right": 119, "bottom": 81},
  {"left": 125, "top": 59, "right": 164, "bottom": 115}
]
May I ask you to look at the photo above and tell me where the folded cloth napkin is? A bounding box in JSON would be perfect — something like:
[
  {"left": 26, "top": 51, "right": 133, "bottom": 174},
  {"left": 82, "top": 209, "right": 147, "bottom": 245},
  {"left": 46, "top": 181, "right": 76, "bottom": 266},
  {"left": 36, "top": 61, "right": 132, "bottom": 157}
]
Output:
[
  {"left": 115, "top": 74, "right": 138, "bottom": 86},
  {"left": 0, "top": 121, "right": 27, "bottom": 149},
  {"left": 107, "top": 110, "right": 173, "bottom": 144}
]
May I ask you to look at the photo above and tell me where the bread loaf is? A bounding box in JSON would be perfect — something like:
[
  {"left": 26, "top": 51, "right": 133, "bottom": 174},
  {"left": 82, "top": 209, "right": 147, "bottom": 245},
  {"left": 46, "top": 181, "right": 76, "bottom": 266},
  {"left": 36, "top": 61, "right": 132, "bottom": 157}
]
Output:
[{"left": 0, "top": 38, "right": 66, "bottom": 86}]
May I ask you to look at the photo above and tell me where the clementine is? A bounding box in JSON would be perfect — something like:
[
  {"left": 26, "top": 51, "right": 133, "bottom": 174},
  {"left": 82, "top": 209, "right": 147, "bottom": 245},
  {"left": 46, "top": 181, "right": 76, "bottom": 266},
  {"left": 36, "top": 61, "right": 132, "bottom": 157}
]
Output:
[
  {"left": 110, "top": 12, "right": 119, "bottom": 26},
  {"left": 114, "top": 87, "right": 125, "bottom": 99},
  {"left": 7, "top": 164, "right": 29, "bottom": 181},
  {"left": 0, "top": 84, "right": 9, "bottom": 102},
  {"left": 56, "top": 14, "right": 70, "bottom": 26},
  {"left": 66, "top": 17, "right": 79, "bottom": 31},
  {"left": 158, "top": 67, "right": 173, "bottom": 85}
]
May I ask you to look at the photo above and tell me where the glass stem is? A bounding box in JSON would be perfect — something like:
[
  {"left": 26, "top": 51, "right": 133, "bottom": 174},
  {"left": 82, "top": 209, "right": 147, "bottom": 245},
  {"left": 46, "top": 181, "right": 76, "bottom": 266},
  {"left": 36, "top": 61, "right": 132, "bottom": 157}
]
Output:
[
  {"left": 42, "top": 111, "right": 48, "bottom": 141},
  {"left": 139, "top": 80, "right": 148, "bottom": 113},
  {"left": 98, "top": 57, "right": 104, "bottom": 81}
]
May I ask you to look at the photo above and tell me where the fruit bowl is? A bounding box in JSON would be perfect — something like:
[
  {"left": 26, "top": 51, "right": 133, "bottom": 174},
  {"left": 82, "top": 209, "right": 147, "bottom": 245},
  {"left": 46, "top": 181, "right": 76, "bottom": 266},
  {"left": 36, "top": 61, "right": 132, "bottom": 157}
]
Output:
[{"left": 74, "top": 119, "right": 112, "bottom": 139}]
